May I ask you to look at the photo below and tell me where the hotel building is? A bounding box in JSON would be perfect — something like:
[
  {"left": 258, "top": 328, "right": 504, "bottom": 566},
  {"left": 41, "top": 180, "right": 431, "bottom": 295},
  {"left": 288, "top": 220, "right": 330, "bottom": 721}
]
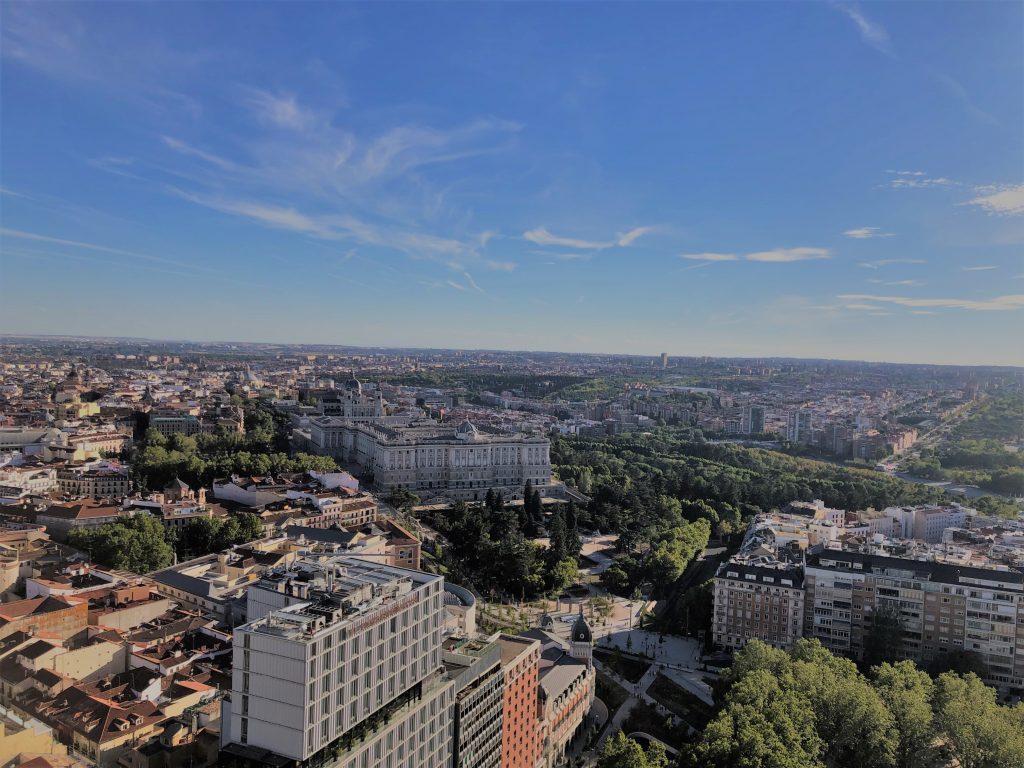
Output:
[{"left": 222, "top": 557, "right": 453, "bottom": 768}]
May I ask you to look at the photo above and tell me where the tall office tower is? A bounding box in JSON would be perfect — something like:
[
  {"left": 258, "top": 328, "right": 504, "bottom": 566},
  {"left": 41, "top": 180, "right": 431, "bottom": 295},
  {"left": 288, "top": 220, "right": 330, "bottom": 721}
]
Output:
[
  {"left": 221, "top": 557, "right": 454, "bottom": 768},
  {"left": 660, "top": 352, "right": 668, "bottom": 369},
  {"left": 787, "top": 409, "right": 813, "bottom": 443},
  {"left": 745, "top": 406, "right": 765, "bottom": 435},
  {"left": 444, "top": 637, "right": 505, "bottom": 768}
]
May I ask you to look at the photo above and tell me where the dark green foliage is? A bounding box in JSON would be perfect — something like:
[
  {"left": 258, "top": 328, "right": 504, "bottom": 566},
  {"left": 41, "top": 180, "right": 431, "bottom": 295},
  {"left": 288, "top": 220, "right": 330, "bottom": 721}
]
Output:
[
  {"left": 388, "top": 488, "right": 420, "bottom": 514},
  {"left": 420, "top": 490, "right": 585, "bottom": 598},
  {"left": 871, "top": 662, "right": 936, "bottom": 768},
  {"left": 176, "top": 513, "right": 265, "bottom": 559},
  {"left": 932, "top": 672, "right": 1024, "bottom": 768},
  {"left": 68, "top": 513, "right": 174, "bottom": 573},
  {"left": 904, "top": 394, "right": 1024, "bottom": 497},
  {"left": 950, "top": 393, "right": 1024, "bottom": 443},
  {"left": 598, "top": 518, "right": 710, "bottom": 598},
  {"left": 597, "top": 731, "right": 670, "bottom": 768},
  {"left": 552, "top": 429, "right": 944, "bottom": 542},
  {"left": 684, "top": 639, "right": 1024, "bottom": 768},
  {"left": 863, "top": 604, "right": 906, "bottom": 667},
  {"left": 134, "top": 403, "right": 339, "bottom": 491},
  {"left": 926, "top": 650, "right": 989, "bottom": 679}
]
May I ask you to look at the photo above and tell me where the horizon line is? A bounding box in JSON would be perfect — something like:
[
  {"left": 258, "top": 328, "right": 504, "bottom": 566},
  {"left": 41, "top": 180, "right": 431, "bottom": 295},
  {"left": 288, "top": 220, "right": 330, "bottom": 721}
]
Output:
[{"left": 1, "top": 331, "right": 1021, "bottom": 371}]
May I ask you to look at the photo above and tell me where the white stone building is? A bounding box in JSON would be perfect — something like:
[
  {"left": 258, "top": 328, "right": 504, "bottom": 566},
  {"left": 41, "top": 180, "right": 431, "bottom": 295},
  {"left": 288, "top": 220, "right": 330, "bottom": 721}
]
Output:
[{"left": 309, "top": 418, "right": 552, "bottom": 501}]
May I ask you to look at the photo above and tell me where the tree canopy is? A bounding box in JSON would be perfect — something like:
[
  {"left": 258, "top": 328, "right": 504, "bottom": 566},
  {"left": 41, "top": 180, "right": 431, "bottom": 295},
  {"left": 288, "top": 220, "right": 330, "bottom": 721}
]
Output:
[
  {"left": 684, "top": 639, "right": 1024, "bottom": 768},
  {"left": 68, "top": 513, "right": 174, "bottom": 573}
]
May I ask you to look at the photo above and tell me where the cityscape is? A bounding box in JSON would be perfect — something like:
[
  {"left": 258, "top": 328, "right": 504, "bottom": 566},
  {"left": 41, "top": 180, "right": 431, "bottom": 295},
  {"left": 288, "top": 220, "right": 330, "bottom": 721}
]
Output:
[{"left": 1, "top": 3, "right": 1023, "bottom": 768}]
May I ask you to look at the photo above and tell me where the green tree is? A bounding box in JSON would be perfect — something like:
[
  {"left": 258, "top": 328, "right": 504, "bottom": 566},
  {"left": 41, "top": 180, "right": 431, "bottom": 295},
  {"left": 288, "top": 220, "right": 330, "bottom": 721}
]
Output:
[
  {"left": 592, "top": 596, "right": 615, "bottom": 621},
  {"left": 597, "top": 731, "right": 668, "bottom": 768},
  {"left": 871, "top": 661, "right": 936, "bottom": 768},
  {"left": 548, "top": 507, "right": 569, "bottom": 561},
  {"left": 687, "top": 669, "right": 824, "bottom": 768},
  {"left": 789, "top": 639, "right": 897, "bottom": 768},
  {"left": 548, "top": 557, "right": 579, "bottom": 592},
  {"left": 864, "top": 604, "right": 905, "bottom": 667},
  {"left": 236, "top": 513, "right": 265, "bottom": 543},
  {"left": 600, "top": 564, "right": 631, "bottom": 596},
  {"left": 388, "top": 488, "right": 421, "bottom": 515},
  {"left": 933, "top": 672, "right": 1024, "bottom": 768},
  {"left": 68, "top": 513, "right": 174, "bottom": 573}
]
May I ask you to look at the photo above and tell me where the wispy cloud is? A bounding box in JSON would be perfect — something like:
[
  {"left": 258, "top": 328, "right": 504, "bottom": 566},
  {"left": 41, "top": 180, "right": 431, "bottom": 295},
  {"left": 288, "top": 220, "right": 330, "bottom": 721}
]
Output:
[
  {"left": 616, "top": 227, "right": 654, "bottom": 246},
  {"left": 834, "top": 7, "right": 995, "bottom": 125},
  {"left": 680, "top": 252, "right": 738, "bottom": 262},
  {"left": 529, "top": 249, "right": 594, "bottom": 262},
  {"left": 1, "top": 3, "right": 209, "bottom": 116},
  {"left": 746, "top": 247, "right": 830, "bottom": 263},
  {"left": 0, "top": 187, "right": 35, "bottom": 200},
  {"left": 523, "top": 226, "right": 653, "bottom": 250},
  {"left": 421, "top": 274, "right": 487, "bottom": 294},
  {"left": 886, "top": 171, "right": 957, "bottom": 189},
  {"left": 483, "top": 259, "right": 516, "bottom": 272},
  {"left": 171, "top": 192, "right": 508, "bottom": 273},
  {"left": 833, "top": 3, "right": 892, "bottom": 56},
  {"left": 0, "top": 227, "right": 218, "bottom": 275},
  {"left": 243, "top": 89, "right": 318, "bottom": 131},
  {"left": 929, "top": 69, "right": 999, "bottom": 126},
  {"left": 867, "top": 279, "right": 925, "bottom": 287},
  {"left": 844, "top": 302, "right": 886, "bottom": 311},
  {"left": 843, "top": 227, "right": 892, "bottom": 239},
  {"left": 839, "top": 293, "right": 1024, "bottom": 312},
  {"left": 966, "top": 185, "right": 1024, "bottom": 216},
  {"left": 680, "top": 247, "right": 830, "bottom": 264},
  {"left": 105, "top": 91, "right": 524, "bottom": 275},
  {"left": 962, "top": 265, "right": 998, "bottom": 272},
  {"left": 161, "top": 136, "right": 236, "bottom": 171},
  {"left": 523, "top": 228, "right": 607, "bottom": 250},
  {"left": 858, "top": 258, "right": 926, "bottom": 269}
]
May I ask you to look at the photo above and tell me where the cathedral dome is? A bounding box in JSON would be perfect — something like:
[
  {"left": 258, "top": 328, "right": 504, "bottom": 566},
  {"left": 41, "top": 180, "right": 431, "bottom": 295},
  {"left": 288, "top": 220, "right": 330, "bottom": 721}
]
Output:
[{"left": 343, "top": 370, "right": 362, "bottom": 394}]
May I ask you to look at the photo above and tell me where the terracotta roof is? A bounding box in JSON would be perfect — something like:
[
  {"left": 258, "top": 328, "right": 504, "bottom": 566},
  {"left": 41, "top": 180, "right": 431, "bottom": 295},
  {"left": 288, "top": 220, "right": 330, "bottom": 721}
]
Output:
[{"left": 0, "top": 595, "right": 77, "bottom": 621}]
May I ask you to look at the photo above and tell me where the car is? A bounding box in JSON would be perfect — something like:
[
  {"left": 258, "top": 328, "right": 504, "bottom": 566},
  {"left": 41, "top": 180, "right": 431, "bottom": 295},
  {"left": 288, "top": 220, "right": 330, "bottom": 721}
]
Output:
[{"left": 559, "top": 614, "right": 578, "bottom": 624}]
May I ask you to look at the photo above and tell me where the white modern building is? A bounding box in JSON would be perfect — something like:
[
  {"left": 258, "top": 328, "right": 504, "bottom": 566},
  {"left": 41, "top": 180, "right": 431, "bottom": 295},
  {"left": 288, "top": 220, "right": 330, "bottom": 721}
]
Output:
[{"left": 222, "top": 557, "right": 453, "bottom": 768}]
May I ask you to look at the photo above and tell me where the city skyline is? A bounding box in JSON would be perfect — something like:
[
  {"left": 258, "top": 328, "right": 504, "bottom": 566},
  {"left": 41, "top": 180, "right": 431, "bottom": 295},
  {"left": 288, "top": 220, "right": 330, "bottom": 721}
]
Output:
[{"left": 1, "top": 2, "right": 1023, "bottom": 365}]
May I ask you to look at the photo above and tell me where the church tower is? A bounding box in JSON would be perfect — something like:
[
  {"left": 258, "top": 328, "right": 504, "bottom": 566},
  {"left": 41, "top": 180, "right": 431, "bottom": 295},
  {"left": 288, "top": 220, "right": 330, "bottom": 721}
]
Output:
[{"left": 570, "top": 606, "right": 593, "bottom": 668}]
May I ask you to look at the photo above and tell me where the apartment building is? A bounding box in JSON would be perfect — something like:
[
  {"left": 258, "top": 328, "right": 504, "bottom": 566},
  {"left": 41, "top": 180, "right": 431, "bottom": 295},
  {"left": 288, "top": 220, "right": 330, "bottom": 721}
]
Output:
[
  {"left": 713, "top": 557, "right": 806, "bottom": 651},
  {"left": 283, "top": 486, "right": 379, "bottom": 528},
  {"left": 0, "top": 465, "right": 57, "bottom": 495},
  {"left": 56, "top": 466, "right": 130, "bottom": 499},
  {"left": 804, "top": 550, "right": 1024, "bottom": 688},
  {"left": 496, "top": 635, "right": 542, "bottom": 768},
  {"left": 222, "top": 557, "right": 452, "bottom": 768}
]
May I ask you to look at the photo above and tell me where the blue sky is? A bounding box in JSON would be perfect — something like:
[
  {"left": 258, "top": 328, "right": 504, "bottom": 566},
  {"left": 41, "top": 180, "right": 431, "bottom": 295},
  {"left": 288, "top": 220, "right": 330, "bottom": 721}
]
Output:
[{"left": 1, "top": 1, "right": 1022, "bottom": 365}]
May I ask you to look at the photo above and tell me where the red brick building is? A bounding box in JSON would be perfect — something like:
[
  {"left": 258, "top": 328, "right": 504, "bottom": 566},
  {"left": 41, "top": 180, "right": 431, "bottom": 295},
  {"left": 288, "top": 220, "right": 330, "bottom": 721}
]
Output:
[{"left": 497, "top": 635, "right": 542, "bottom": 768}]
